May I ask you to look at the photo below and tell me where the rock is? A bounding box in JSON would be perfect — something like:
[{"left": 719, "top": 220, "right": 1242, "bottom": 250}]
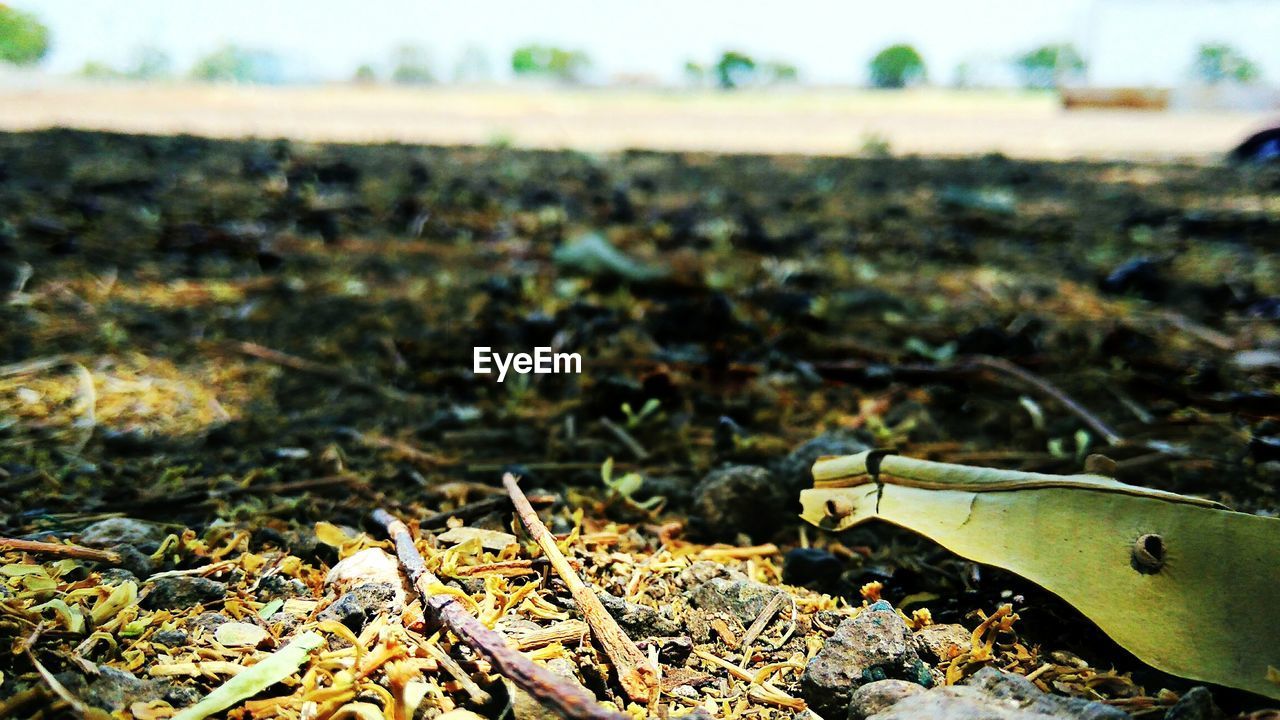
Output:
[
  {"left": 870, "top": 667, "right": 1129, "bottom": 720},
  {"left": 266, "top": 610, "right": 301, "bottom": 636},
  {"left": 1100, "top": 257, "right": 1165, "bottom": 301},
  {"left": 783, "top": 547, "right": 843, "bottom": 588},
  {"left": 597, "top": 591, "right": 682, "bottom": 637},
  {"left": 801, "top": 601, "right": 928, "bottom": 718},
  {"left": 257, "top": 573, "right": 310, "bottom": 600},
  {"left": 691, "top": 465, "right": 783, "bottom": 541},
  {"left": 325, "top": 548, "right": 409, "bottom": 607},
  {"left": 637, "top": 635, "right": 694, "bottom": 665},
  {"left": 677, "top": 560, "right": 746, "bottom": 588},
  {"left": 686, "top": 575, "right": 787, "bottom": 627},
  {"left": 144, "top": 576, "right": 227, "bottom": 609},
  {"left": 79, "top": 518, "right": 167, "bottom": 553},
  {"left": 912, "top": 623, "right": 972, "bottom": 663},
  {"left": 111, "top": 544, "right": 155, "bottom": 579},
  {"left": 1165, "top": 687, "right": 1222, "bottom": 720},
  {"left": 55, "top": 666, "right": 173, "bottom": 711},
  {"left": 186, "top": 612, "right": 230, "bottom": 636},
  {"left": 150, "top": 629, "right": 188, "bottom": 647},
  {"left": 318, "top": 582, "right": 401, "bottom": 632},
  {"left": 99, "top": 567, "right": 140, "bottom": 587},
  {"left": 214, "top": 621, "right": 269, "bottom": 648},
  {"left": 774, "top": 431, "right": 871, "bottom": 496},
  {"left": 848, "top": 679, "right": 926, "bottom": 720}
]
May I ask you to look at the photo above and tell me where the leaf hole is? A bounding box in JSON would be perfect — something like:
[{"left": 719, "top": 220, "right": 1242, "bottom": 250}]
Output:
[{"left": 1131, "top": 533, "right": 1165, "bottom": 574}]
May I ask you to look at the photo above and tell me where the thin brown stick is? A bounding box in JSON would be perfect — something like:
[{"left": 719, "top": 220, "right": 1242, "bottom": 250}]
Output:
[
  {"left": 502, "top": 473, "right": 657, "bottom": 704},
  {"left": 417, "top": 493, "right": 556, "bottom": 530},
  {"left": 0, "top": 537, "right": 122, "bottom": 565},
  {"left": 371, "top": 509, "right": 628, "bottom": 720},
  {"left": 969, "top": 356, "right": 1123, "bottom": 446},
  {"left": 229, "top": 340, "right": 414, "bottom": 402}
]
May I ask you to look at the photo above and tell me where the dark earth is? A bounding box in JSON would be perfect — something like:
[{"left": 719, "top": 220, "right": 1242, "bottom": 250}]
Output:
[{"left": 1, "top": 129, "right": 1278, "bottom": 718}]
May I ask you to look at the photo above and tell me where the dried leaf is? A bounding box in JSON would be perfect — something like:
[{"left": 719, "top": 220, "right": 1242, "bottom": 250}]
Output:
[{"left": 170, "top": 631, "right": 324, "bottom": 720}]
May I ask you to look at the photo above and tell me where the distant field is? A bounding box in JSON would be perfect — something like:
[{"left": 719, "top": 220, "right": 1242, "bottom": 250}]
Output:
[{"left": 0, "top": 83, "right": 1274, "bottom": 160}]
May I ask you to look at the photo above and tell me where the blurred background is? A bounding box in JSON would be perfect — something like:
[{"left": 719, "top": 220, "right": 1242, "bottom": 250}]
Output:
[{"left": 1, "top": 0, "right": 1277, "bottom": 159}]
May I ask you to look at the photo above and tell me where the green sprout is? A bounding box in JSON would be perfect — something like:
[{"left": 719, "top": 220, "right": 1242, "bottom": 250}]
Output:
[
  {"left": 620, "top": 398, "right": 662, "bottom": 429},
  {"left": 600, "top": 457, "right": 664, "bottom": 512}
]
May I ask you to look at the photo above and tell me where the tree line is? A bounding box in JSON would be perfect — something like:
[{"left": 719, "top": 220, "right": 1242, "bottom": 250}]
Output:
[{"left": 0, "top": 5, "right": 1267, "bottom": 89}]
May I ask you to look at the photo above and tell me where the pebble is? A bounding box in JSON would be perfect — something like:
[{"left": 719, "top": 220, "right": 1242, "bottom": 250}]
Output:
[
  {"left": 912, "top": 623, "right": 972, "bottom": 663},
  {"left": 783, "top": 547, "right": 843, "bottom": 588},
  {"left": 318, "top": 582, "right": 401, "bottom": 632},
  {"left": 214, "top": 621, "right": 269, "bottom": 648},
  {"left": 848, "top": 679, "right": 926, "bottom": 720},
  {"left": 79, "top": 518, "right": 168, "bottom": 553},
  {"left": 325, "top": 547, "right": 409, "bottom": 607},
  {"left": 773, "top": 431, "right": 871, "bottom": 495},
  {"left": 597, "top": 590, "right": 682, "bottom": 637},
  {"left": 1165, "top": 687, "right": 1222, "bottom": 720},
  {"left": 686, "top": 575, "right": 787, "bottom": 627},
  {"left": 801, "top": 601, "right": 928, "bottom": 717},
  {"left": 869, "top": 667, "right": 1130, "bottom": 720},
  {"left": 143, "top": 576, "right": 227, "bottom": 610},
  {"left": 691, "top": 465, "right": 782, "bottom": 541}
]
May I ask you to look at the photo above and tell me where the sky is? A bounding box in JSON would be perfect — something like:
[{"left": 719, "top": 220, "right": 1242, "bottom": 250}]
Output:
[{"left": 14, "top": 0, "right": 1280, "bottom": 87}]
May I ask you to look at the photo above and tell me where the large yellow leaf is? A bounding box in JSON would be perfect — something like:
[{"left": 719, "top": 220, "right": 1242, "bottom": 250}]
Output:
[{"left": 799, "top": 451, "right": 1280, "bottom": 700}]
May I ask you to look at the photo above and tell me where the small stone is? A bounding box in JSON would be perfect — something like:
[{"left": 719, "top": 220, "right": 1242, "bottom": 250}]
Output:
[
  {"left": 257, "top": 573, "right": 310, "bottom": 601},
  {"left": 1165, "top": 687, "right": 1222, "bottom": 720},
  {"left": 873, "top": 667, "right": 1129, "bottom": 720},
  {"left": 144, "top": 576, "right": 227, "bottom": 610},
  {"left": 801, "top": 602, "right": 926, "bottom": 718},
  {"left": 214, "top": 621, "right": 269, "bottom": 648},
  {"left": 186, "top": 612, "right": 230, "bottom": 636},
  {"left": 691, "top": 465, "right": 783, "bottom": 541},
  {"left": 912, "top": 623, "right": 972, "bottom": 663},
  {"left": 773, "top": 431, "right": 871, "bottom": 495},
  {"left": 267, "top": 610, "right": 300, "bottom": 636},
  {"left": 597, "top": 591, "right": 682, "bottom": 637},
  {"left": 847, "top": 679, "right": 925, "bottom": 720},
  {"left": 80, "top": 518, "right": 167, "bottom": 553},
  {"left": 783, "top": 547, "right": 843, "bottom": 587},
  {"left": 686, "top": 576, "right": 786, "bottom": 627},
  {"left": 637, "top": 635, "right": 694, "bottom": 665},
  {"left": 54, "top": 666, "right": 174, "bottom": 711},
  {"left": 150, "top": 629, "right": 188, "bottom": 647},
  {"left": 110, "top": 543, "right": 155, "bottom": 578},
  {"left": 677, "top": 560, "right": 746, "bottom": 588},
  {"left": 325, "top": 548, "right": 409, "bottom": 607},
  {"left": 318, "top": 582, "right": 401, "bottom": 632}
]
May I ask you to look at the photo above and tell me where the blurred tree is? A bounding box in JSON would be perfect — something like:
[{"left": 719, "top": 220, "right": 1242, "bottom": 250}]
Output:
[
  {"left": 129, "top": 46, "right": 171, "bottom": 80},
  {"left": 1015, "top": 43, "right": 1085, "bottom": 89},
  {"left": 79, "top": 60, "right": 118, "bottom": 79},
  {"left": 761, "top": 61, "right": 799, "bottom": 85},
  {"left": 353, "top": 63, "right": 376, "bottom": 84},
  {"left": 1193, "top": 43, "right": 1260, "bottom": 85},
  {"left": 453, "top": 45, "right": 491, "bottom": 83},
  {"left": 714, "top": 50, "right": 756, "bottom": 89},
  {"left": 391, "top": 44, "right": 434, "bottom": 85},
  {"left": 868, "top": 44, "right": 926, "bottom": 89},
  {"left": 511, "top": 44, "right": 590, "bottom": 83},
  {"left": 683, "top": 60, "right": 707, "bottom": 87},
  {"left": 190, "top": 45, "right": 279, "bottom": 83},
  {"left": 0, "top": 4, "right": 50, "bottom": 66}
]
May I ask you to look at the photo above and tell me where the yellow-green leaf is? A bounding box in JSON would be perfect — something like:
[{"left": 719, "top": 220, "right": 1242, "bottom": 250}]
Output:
[{"left": 799, "top": 451, "right": 1280, "bottom": 700}]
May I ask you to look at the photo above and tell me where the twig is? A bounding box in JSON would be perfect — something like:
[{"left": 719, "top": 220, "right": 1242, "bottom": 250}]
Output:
[
  {"left": 229, "top": 340, "right": 414, "bottom": 402},
  {"left": 0, "top": 537, "right": 122, "bottom": 565},
  {"left": 812, "top": 355, "right": 1124, "bottom": 447},
  {"left": 969, "top": 356, "right": 1123, "bottom": 446},
  {"left": 371, "top": 509, "right": 628, "bottom": 720},
  {"left": 417, "top": 493, "right": 556, "bottom": 530},
  {"left": 598, "top": 418, "right": 649, "bottom": 460},
  {"left": 0, "top": 354, "right": 71, "bottom": 378},
  {"left": 502, "top": 473, "right": 657, "bottom": 704}
]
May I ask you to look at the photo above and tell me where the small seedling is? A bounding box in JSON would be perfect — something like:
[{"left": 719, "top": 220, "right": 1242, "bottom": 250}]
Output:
[
  {"left": 600, "top": 457, "right": 664, "bottom": 511},
  {"left": 620, "top": 398, "right": 662, "bottom": 429}
]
